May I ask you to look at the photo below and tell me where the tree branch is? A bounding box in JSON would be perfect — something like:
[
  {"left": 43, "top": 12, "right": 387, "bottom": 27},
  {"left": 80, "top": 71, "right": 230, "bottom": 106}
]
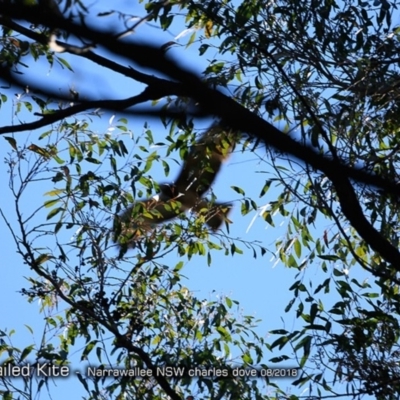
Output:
[{"left": 3, "top": 5, "right": 400, "bottom": 269}]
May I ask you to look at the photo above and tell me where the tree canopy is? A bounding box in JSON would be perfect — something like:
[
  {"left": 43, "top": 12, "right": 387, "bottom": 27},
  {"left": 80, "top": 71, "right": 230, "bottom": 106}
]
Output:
[{"left": 1, "top": 0, "right": 400, "bottom": 399}]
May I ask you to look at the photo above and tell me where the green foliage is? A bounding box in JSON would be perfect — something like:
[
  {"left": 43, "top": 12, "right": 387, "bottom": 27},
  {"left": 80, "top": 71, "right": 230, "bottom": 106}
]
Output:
[
  {"left": 1, "top": 118, "right": 270, "bottom": 399},
  {"left": 2, "top": 0, "right": 400, "bottom": 399}
]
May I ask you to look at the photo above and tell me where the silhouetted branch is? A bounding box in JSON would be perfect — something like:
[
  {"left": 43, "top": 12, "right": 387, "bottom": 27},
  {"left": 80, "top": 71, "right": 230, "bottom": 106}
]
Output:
[{"left": 2, "top": 5, "right": 400, "bottom": 269}]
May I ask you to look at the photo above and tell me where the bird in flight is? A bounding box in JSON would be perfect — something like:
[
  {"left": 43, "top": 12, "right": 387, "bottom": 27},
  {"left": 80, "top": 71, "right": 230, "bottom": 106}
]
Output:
[{"left": 113, "top": 124, "right": 238, "bottom": 250}]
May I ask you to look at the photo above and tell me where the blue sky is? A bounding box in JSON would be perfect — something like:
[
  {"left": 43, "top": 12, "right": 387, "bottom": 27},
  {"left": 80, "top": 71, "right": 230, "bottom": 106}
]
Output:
[{"left": 0, "top": 1, "right": 375, "bottom": 399}]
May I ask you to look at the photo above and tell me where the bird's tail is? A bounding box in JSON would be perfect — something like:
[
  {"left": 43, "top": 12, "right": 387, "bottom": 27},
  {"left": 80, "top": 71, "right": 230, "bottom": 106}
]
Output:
[{"left": 194, "top": 201, "right": 232, "bottom": 230}]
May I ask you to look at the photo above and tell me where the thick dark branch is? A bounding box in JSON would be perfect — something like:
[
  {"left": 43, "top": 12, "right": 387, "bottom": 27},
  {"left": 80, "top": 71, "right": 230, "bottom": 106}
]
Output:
[
  {"left": 0, "top": 16, "right": 48, "bottom": 44},
  {"left": 2, "top": 5, "right": 400, "bottom": 268},
  {"left": 0, "top": 16, "right": 165, "bottom": 87},
  {"left": 1, "top": 5, "right": 189, "bottom": 81}
]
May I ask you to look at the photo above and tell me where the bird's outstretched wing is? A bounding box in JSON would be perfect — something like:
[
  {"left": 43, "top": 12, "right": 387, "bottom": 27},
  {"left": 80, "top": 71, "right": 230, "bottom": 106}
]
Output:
[
  {"left": 113, "top": 124, "right": 238, "bottom": 251},
  {"left": 113, "top": 186, "right": 185, "bottom": 248},
  {"left": 174, "top": 124, "right": 236, "bottom": 199}
]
